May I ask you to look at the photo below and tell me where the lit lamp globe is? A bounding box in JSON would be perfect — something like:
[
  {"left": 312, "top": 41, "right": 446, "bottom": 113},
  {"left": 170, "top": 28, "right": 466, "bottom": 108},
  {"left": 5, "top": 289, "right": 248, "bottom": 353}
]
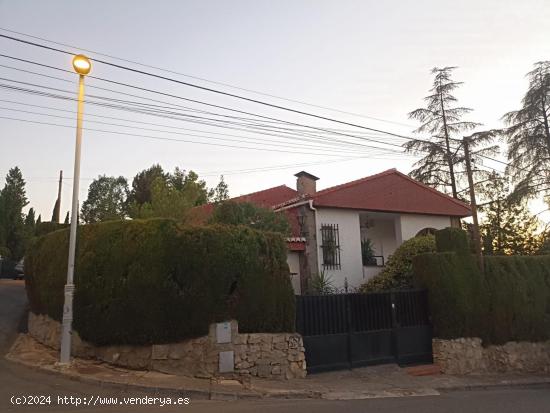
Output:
[{"left": 72, "top": 54, "right": 91, "bottom": 75}]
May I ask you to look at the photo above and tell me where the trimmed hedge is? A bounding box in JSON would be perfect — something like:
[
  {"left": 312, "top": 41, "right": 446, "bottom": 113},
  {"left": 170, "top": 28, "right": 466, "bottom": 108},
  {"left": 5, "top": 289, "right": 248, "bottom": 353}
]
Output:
[
  {"left": 25, "top": 219, "right": 295, "bottom": 345},
  {"left": 35, "top": 221, "right": 69, "bottom": 237},
  {"left": 413, "top": 228, "right": 550, "bottom": 345},
  {"left": 413, "top": 251, "right": 486, "bottom": 340},
  {"left": 482, "top": 256, "right": 550, "bottom": 344}
]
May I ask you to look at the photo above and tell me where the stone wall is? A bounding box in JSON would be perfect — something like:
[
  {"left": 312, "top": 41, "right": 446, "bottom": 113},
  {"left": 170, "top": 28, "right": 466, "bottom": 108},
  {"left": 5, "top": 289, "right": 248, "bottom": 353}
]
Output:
[
  {"left": 433, "top": 337, "right": 550, "bottom": 375},
  {"left": 28, "top": 313, "right": 306, "bottom": 380}
]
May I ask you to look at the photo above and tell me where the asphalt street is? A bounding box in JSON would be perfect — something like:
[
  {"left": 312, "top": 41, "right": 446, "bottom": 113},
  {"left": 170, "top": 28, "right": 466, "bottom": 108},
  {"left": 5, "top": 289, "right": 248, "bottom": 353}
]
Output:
[{"left": 1, "top": 279, "right": 549, "bottom": 412}]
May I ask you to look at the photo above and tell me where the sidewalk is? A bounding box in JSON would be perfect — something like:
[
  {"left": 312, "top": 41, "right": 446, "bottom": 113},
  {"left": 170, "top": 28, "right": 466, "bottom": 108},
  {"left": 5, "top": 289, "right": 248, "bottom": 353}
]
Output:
[{"left": 6, "top": 334, "right": 550, "bottom": 401}]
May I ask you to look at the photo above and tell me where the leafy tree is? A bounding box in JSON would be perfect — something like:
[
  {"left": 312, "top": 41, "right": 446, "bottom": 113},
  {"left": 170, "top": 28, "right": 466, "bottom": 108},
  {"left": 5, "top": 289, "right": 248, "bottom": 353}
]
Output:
[
  {"left": 211, "top": 175, "right": 229, "bottom": 203},
  {"left": 36, "top": 215, "right": 41, "bottom": 225},
  {"left": 169, "top": 168, "right": 210, "bottom": 206},
  {"left": 64, "top": 211, "right": 70, "bottom": 224},
  {"left": 146, "top": 176, "right": 197, "bottom": 220},
  {"left": 503, "top": 61, "right": 550, "bottom": 200},
  {"left": 128, "top": 164, "right": 167, "bottom": 208},
  {"left": 129, "top": 167, "right": 222, "bottom": 220},
  {"left": 81, "top": 175, "right": 129, "bottom": 224},
  {"left": 479, "top": 172, "right": 540, "bottom": 255},
  {"left": 405, "top": 67, "right": 490, "bottom": 199},
  {"left": 208, "top": 201, "right": 291, "bottom": 234},
  {"left": 0, "top": 167, "right": 29, "bottom": 260}
]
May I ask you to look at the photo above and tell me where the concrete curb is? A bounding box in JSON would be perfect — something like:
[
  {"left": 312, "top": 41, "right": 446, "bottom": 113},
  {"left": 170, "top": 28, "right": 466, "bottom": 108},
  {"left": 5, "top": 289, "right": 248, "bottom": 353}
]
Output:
[
  {"left": 4, "top": 353, "right": 318, "bottom": 401},
  {"left": 7, "top": 349, "right": 550, "bottom": 401},
  {"left": 437, "top": 380, "right": 550, "bottom": 393}
]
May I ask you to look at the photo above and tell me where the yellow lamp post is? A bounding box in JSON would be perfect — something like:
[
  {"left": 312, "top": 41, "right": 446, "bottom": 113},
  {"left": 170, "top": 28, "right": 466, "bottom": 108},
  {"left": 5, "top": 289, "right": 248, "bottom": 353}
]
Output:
[{"left": 60, "top": 54, "right": 91, "bottom": 365}]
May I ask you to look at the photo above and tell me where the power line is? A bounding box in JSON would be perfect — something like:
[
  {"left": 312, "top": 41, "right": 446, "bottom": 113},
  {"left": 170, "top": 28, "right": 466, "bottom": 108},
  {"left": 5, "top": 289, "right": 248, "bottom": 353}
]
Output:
[
  {"left": 0, "top": 71, "right": 409, "bottom": 151},
  {"left": 0, "top": 26, "right": 414, "bottom": 128},
  {"left": 0, "top": 82, "right": 410, "bottom": 154},
  {"left": 0, "top": 46, "right": 509, "bottom": 170},
  {"left": 0, "top": 115, "right": 413, "bottom": 159},
  {"left": 0, "top": 59, "right": 409, "bottom": 145},
  {"left": 0, "top": 101, "right": 413, "bottom": 158},
  {"left": 24, "top": 155, "right": 381, "bottom": 182},
  {"left": 0, "top": 44, "right": 508, "bottom": 170},
  {"left": 1, "top": 105, "right": 408, "bottom": 156},
  {"left": 0, "top": 35, "right": 418, "bottom": 145}
]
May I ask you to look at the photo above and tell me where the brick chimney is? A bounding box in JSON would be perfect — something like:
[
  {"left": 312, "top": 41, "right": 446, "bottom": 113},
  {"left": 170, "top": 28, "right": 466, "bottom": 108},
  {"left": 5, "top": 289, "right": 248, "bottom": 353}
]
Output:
[{"left": 295, "top": 171, "right": 319, "bottom": 196}]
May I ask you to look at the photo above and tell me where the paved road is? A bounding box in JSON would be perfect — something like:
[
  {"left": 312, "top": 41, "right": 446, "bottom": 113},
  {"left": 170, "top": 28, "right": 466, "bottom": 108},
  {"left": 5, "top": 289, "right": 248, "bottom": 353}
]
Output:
[{"left": 1, "top": 279, "right": 550, "bottom": 412}]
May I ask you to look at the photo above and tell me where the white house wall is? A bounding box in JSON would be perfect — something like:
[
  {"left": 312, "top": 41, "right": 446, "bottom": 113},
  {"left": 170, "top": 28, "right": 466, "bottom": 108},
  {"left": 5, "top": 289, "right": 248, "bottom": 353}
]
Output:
[
  {"left": 313, "top": 209, "right": 453, "bottom": 292},
  {"left": 398, "top": 214, "right": 452, "bottom": 241},
  {"left": 315, "top": 208, "right": 363, "bottom": 291}
]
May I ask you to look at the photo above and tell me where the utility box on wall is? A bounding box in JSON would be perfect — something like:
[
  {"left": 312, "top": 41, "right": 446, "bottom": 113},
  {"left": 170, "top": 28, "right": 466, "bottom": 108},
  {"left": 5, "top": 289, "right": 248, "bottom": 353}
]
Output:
[
  {"left": 219, "top": 350, "right": 234, "bottom": 373},
  {"left": 216, "top": 321, "right": 232, "bottom": 344}
]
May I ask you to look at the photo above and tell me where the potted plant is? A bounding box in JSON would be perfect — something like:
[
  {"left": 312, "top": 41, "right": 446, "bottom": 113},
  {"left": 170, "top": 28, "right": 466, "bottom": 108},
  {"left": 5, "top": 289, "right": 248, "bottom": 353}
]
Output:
[{"left": 361, "top": 238, "right": 378, "bottom": 266}]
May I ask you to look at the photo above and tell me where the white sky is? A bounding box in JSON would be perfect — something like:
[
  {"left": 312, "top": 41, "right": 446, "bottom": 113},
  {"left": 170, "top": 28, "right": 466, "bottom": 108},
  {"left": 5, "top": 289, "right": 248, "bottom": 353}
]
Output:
[{"left": 0, "top": 0, "right": 549, "bottom": 221}]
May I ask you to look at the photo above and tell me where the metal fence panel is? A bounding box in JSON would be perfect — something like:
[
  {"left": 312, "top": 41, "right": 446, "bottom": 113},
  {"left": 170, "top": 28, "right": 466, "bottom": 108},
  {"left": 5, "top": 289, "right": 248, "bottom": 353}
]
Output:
[{"left": 296, "top": 290, "right": 433, "bottom": 373}]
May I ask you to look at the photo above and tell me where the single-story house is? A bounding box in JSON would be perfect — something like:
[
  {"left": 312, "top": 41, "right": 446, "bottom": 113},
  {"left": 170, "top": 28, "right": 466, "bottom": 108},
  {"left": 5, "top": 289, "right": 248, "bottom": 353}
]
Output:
[{"left": 195, "top": 169, "right": 471, "bottom": 294}]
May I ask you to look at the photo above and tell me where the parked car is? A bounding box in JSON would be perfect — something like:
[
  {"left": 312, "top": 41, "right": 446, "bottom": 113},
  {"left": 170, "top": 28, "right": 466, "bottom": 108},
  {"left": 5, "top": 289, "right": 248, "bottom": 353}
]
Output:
[{"left": 14, "top": 258, "right": 24, "bottom": 280}]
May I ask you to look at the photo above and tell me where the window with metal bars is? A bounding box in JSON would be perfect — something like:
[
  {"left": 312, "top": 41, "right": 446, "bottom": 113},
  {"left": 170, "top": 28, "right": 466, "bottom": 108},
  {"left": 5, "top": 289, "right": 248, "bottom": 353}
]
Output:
[{"left": 321, "top": 223, "right": 341, "bottom": 270}]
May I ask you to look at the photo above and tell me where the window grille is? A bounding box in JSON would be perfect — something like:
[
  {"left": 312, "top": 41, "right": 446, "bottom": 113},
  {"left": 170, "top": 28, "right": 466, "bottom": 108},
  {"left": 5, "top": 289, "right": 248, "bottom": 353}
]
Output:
[{"left": 321, "top": 223, "right": 341, "bottom": 270}]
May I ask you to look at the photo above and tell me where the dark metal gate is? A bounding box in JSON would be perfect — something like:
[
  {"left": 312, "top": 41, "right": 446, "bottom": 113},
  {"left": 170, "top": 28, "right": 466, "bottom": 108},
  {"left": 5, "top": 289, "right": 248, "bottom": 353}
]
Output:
[{"left": 295, "top": 290, "right": 433, "bottom": 373}]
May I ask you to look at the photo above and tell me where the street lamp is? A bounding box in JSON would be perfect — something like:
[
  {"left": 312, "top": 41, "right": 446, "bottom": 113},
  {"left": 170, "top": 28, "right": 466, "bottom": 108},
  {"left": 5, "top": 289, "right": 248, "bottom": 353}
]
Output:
[{"left": 59, "top": 54, "right": 91, "bottom": 365}]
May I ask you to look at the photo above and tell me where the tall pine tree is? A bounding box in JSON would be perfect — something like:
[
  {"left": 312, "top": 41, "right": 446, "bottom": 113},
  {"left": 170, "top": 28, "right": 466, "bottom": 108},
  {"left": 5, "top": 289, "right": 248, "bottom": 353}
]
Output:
[
  {"left": 503, "top": 61, "right": 550, "bottom": 200},
  {"left": 0, "top": 167, "right": 29, "bottom": 260},
  {"left": 405, "top": 67, "right": 484, "bottom": 199}
]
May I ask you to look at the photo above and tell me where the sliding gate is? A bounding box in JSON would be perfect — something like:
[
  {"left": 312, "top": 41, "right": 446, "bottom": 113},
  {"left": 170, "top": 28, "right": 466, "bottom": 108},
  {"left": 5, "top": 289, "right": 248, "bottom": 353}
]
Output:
[{"left": 295, "top": 290, "right": 433, "bottom": 373}]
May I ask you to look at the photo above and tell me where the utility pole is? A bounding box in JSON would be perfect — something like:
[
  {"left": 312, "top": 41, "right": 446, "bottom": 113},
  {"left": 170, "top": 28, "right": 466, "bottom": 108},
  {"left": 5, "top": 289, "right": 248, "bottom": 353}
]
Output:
[
  {"left": 53, "top": 170, "right": 63, "bottom": 223},
  {"left": 463, "top": 135, "right": 484, "bottom": 271}
]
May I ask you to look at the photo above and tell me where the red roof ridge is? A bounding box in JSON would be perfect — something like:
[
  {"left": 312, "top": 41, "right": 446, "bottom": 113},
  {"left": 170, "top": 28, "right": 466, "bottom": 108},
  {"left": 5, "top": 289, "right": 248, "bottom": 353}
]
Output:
[
  {"left": 314, "top": 169, "right": 399, "bottom": 197},
  {"left": 272, "top": 194, "right": 310, "bottom": 210},
  {"left": 390, "top": 170, "right": 471, "bottom": 210},
  {"left": 232, "top": 184, "right": 297, "bottom": 201}
]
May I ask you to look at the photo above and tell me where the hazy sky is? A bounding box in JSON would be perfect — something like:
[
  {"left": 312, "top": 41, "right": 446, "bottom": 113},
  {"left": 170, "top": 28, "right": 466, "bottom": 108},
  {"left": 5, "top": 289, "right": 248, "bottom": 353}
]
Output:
[{"left": 1, "top": 0, "right": 549, "bottom": 220}]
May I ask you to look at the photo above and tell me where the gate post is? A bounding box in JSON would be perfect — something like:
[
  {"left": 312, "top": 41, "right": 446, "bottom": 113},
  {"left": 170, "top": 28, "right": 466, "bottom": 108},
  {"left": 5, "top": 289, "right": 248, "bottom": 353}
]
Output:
[
  {"left": 345, "top": 294, "right": 353, "bottom": 369},
  {"left": 390, "top": 292, "right": 399, "bottom": 363}
]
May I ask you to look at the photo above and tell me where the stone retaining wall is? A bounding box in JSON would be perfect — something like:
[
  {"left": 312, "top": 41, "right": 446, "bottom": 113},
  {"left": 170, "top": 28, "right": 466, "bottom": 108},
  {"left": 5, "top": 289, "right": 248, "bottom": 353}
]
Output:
[
  {"left": 28, "top": 313, "right": 306, "bottom": 380},
  {"left": 433, "top": 337, "right": 550, "bottom": 375}
]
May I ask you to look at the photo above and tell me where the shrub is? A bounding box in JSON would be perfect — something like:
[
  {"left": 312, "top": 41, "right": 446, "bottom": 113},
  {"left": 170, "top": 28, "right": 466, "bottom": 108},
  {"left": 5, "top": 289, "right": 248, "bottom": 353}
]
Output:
[
  {"left": 435, "top": 227, "right": 470, "bottom": 254},
  {"left": 0, "top": 245, "right": 11, "bottom": 260},
  {"left": 306, "top": 270, "right": 336, "bottom": 295},
  {"left": 359, "top": 235, "right": 436, "bottom": 292},
  {"left": 413, "top": 228, "right": 550, "bottom": 345},
  {"left": 25, "top": 219, "right": 295, "bottom": 345},
  {"left": 208, "top": 201, "right": 291, "bottom": 235}
]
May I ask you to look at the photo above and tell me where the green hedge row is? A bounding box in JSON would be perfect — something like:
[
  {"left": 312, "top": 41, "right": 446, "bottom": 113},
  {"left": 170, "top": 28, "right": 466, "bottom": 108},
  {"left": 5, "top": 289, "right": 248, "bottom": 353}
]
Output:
[
  {"left": 413, "top": 228, "right": 550, "bottom": 345},
  {"left": 35, "top": 222, "right": 69, "bottom": 237},
  {"left": 25, "top": 219, "right": 295, "bottom": 345}
]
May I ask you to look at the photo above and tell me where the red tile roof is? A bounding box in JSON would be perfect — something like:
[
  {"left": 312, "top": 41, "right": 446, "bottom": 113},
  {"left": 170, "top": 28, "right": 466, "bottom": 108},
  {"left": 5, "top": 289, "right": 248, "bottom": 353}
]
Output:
[
  {"left": 312, "top": 169, "right": 471, "bottom": 217},
  {"left": 190, "top": 169, "right": 471, "bottom": 228},
  {"left": 231, "top": 185, "right": 299, "bottom": 208}
]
